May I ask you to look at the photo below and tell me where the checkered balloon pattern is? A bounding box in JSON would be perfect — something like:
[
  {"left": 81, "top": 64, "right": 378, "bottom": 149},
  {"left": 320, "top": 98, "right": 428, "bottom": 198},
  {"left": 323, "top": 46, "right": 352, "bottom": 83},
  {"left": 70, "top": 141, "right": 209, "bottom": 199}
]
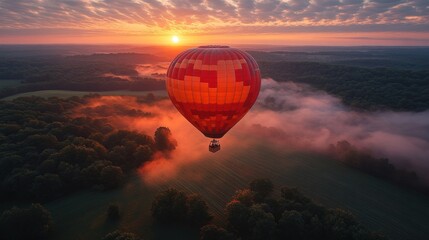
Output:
[{"left": 166, "top": 46, "right": 261, "bottom": 138}]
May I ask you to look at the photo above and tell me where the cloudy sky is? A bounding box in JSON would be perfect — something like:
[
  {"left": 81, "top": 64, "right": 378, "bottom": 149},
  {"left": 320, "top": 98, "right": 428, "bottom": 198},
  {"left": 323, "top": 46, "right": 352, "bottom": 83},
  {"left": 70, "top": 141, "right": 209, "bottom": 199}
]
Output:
[{"left": 1, "top": 0, "right": 428, "bottom": 45}]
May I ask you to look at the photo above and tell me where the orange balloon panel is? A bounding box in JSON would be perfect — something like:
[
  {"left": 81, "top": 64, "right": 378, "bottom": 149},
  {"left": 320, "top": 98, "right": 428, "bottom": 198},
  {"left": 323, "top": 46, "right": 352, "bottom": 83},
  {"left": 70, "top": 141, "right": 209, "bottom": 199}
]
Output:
[{"left": 166, "top": 46, "right": 261, "bottom": 138}]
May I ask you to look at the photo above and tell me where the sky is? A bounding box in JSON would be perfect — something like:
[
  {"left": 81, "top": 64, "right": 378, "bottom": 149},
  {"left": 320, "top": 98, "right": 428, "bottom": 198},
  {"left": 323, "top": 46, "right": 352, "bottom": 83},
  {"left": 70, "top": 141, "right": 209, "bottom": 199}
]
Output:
[{"left": 0, "top": 0, "right": 428, "bottom": 45}]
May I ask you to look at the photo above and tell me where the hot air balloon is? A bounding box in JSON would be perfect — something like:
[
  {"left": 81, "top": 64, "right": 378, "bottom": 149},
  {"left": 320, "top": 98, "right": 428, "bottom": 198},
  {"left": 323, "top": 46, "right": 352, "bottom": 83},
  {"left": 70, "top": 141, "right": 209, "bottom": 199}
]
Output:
[{"left": 166, "top": 45, "right": 261, "bottom": 152}]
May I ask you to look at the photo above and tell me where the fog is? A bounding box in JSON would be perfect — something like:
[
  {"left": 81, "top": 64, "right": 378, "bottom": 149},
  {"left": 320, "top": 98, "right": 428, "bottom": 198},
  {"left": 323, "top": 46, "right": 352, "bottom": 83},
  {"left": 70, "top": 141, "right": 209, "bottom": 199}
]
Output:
[
  {"left": 73, "top": 78, "right": 429, "bottom": 183},
  {"left": 135, "top": 62, "right": 169, "bottom": 80},
  {"left": 247, "top": 79, "right": 429, "bottom": 175}
]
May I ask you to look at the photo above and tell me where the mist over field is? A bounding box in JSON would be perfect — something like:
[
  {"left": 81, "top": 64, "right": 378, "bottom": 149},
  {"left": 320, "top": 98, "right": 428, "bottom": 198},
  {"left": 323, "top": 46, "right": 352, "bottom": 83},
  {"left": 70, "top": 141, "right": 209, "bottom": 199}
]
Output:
[
  {"left": 135, "top": 62, "right": 169, "bottom": 80},
  {"left": 72, "top": 78, "right": 429, "bottom": 185},
  {"left": 251, "top": 79, "right": 429, "bottom": 180}
]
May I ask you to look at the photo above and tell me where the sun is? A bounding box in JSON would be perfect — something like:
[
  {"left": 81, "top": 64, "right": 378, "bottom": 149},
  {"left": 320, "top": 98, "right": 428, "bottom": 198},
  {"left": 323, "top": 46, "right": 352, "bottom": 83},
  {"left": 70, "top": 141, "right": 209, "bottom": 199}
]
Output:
[{"left": 172, "top": 35, "right": 180, "bottom": 44}]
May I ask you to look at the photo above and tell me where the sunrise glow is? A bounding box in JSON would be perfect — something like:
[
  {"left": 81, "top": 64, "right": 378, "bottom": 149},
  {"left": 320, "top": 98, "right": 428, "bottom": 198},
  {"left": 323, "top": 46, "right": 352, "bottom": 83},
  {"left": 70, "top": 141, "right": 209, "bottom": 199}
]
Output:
[
  {"left": 172, "top": 36, "right": 180, "bottom": 44},
  {"left": 0, "top": 0, "right": 428, "bottom": 45}
]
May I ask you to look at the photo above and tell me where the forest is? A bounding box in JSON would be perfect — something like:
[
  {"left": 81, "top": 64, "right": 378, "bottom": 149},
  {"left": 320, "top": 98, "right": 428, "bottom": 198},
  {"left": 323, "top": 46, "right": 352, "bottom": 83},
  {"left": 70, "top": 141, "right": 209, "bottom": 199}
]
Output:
[
  {"left": 258, "top": 61, "right": 429, "bottom": 111},
  {"left": 248, "top": 47, "right": 429, "bottom": 70},
  {"left": 0, "top": 95, "right": 176, "bottom": 202}
]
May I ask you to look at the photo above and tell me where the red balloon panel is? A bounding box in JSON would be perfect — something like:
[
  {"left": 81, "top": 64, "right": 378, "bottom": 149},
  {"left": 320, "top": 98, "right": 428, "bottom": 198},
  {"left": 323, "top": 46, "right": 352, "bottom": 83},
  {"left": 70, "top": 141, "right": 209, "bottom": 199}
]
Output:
[{"left": 166, "top": 46, "right": 261, "bottom": 138}]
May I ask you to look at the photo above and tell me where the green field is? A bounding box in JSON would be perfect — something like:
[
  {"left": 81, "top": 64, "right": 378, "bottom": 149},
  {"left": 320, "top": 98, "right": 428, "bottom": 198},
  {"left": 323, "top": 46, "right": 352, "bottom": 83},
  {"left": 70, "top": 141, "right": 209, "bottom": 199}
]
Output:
[
  {"left": 45, "top": 144, "right": 429, "bottom": 240},
  {"left": 2, "top": 90, "right": 168, "bottom": 100}
]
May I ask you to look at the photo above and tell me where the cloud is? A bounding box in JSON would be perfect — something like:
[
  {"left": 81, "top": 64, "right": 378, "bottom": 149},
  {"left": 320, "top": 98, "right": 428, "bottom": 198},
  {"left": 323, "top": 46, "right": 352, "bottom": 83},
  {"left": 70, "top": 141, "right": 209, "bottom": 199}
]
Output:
[{"left": 0, "top": 0, "right": 428, "bottom": 38}]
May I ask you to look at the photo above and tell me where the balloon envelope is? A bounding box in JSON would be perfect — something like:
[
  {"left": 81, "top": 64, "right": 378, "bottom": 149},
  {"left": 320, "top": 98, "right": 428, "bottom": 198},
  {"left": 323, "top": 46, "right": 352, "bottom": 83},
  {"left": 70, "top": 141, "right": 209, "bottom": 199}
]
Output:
[{"left": 166, "top": 45, "right": 261, "bottom": 138}]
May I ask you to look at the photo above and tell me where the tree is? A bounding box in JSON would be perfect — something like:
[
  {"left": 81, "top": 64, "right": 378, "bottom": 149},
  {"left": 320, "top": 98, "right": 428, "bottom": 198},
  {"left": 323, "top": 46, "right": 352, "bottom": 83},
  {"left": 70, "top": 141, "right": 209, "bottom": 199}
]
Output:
[
  {"left": 3, "top": 168, "right": 37, "bottom": 199},
  {"left": 50, "top": 144, "right": 99, "bottom": 166},
  {"left": 38, "top": 159, "right": 57, "bottom": 174},
  {"left": 0, "top": 204, "right": 53, "bottom": 240},
  {"left": 151, "top": 188, "right": 187, "bottom": 223},
  {"left": 247, "top": 205, "right": 276, "bottom": 240},
  {"left": 102, "top": 230, "right": 142, "bottom": 240},
  {"left": 108, "top": 145, "right": 127, "bottom": 167},
  {"left": 81, "top": 160, "right": 111, "bottom": 186},
  {"left": 23, "top": 134, "right": 59, "bottom": 152},
  {"left": 278, "top": 210, "right": 305, "bottom": 240},
  {"left": 281, "top": 186, "right": 310, "bottom": 204},
  {"left": 231, "top": 189, "right": 254, "bottom": 206},
  {"left": 0, "top": 155, "right": 23, "bottom": 175},
  {"left": 107, "top": 204, "right": 120, "bottom": 220},
  {"left": 154, "top": 127, "right": 177, "bottom": 152},
  {"left": 324, "top": 208, "right": 360, "bottom": 240},
  {"left": 133, "top": 145, "right": 152, "bottom": 164},
  {"left": 225, "top": 200, "right": 251, "bottom": 236},
  {"left": 226, "top": 201, "right": 276, "bottom": 240},
  {"left": 200, "top": 224, "right": 234, "bottom": 240},
  {"left": 100, "top": 166, "right": 124, "bottom": 188},
  {"left": 151, "top": 189, "right": 212, "bottom": 227},
  {"left": 186, "top": 194, "right": 212, "bottom": 227},
  {"left": 250, "top": 179, "right": 274, "bottom": 202},
  {"left": 32, "top": 173, "right": 63, "bottom": 200}
]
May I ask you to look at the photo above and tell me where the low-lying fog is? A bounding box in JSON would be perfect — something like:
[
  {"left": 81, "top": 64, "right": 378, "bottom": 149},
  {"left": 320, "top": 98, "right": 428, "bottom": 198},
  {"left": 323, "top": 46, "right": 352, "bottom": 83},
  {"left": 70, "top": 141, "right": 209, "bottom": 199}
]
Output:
[{"left": 73, "top": 78, "right": 429, "bottom": 184}]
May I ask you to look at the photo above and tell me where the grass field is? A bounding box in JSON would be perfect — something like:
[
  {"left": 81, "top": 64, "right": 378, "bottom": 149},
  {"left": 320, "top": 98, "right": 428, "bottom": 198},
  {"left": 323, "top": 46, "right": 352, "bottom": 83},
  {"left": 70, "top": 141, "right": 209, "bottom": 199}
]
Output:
[{"left": 45, "top": 144, "right": 429, "bottom": 240}]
